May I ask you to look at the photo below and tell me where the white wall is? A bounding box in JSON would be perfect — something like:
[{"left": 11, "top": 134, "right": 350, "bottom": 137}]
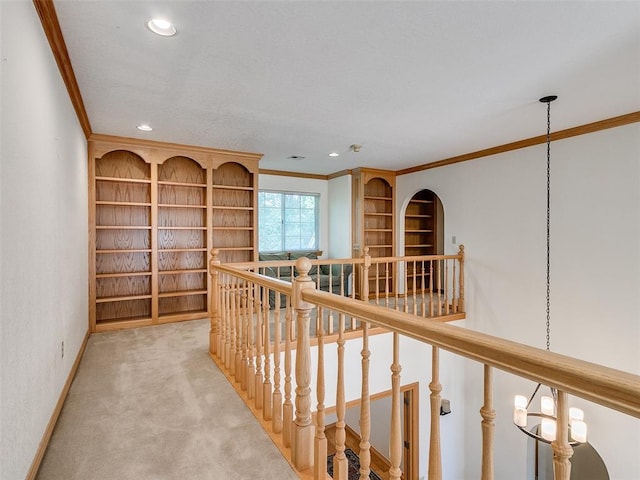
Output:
[
  {"left": 0, "top": 3, "right": 89, "bottom": 479},
  {"left": 397, "top": 123, "right": 640, "bottom": 480},
  {"left": 328, "top": 174, "right": 352, "bottom": 258},
  {"left": 258, "top": 174, "right": 329, "bottom": 256}
]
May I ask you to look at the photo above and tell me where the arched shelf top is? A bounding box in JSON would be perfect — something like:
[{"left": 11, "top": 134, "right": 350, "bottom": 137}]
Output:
[
  {"left": 364, "top": 176, "right": 393, "bottom": 198},
  {"left": 212, "top": 161, "right": 254, "bottom": 188},
  {"left": 95, "top": 150, "right": 150, "bottom": 180},
  {"left": 158, "top": 156, "right": 206, "bottom": 185}
]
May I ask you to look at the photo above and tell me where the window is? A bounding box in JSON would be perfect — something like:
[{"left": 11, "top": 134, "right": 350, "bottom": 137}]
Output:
[{"left": 258, "top": 191, "right": 319, "bottom": 252}]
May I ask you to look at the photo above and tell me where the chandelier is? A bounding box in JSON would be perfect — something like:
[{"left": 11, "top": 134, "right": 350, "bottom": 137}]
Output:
[{"left": 512, "top": 95, "right": 587, "bottom": 446}]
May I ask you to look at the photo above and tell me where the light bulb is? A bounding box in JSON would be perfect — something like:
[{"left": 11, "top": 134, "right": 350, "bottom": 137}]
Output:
[
  {"left": 569, "top": 407, "right": 584, "bottom": 421},
  {"left": 571, "top": 420, "right": 587, "bottom": 443},
  {"left": 541, "top": 396, "right": 555, "bottom": 416},
  {"left": 514, "top": 395, "right": 527, "bottom": 409},
  {"left": 514, "top": 407, "right": 527, "bottom": 427},
  {"left": 541, "top": 418, "right": 556, "bottom": 441}
]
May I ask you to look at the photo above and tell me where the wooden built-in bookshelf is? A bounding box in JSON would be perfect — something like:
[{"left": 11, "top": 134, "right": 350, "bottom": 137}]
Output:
[
  {"left": 352, "top": 168, "right": 396, "bottom": 298},
  {"left": 89, "top": 136, "right": 261, "bottom": 332},
  {"left": 404, "top": 189, "right": 437, "bottom": 293}
]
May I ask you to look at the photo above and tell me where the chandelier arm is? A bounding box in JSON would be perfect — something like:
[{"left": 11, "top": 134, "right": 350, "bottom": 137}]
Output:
[{"left": 526, "top": 383, "right": 543, "bottom": 409}]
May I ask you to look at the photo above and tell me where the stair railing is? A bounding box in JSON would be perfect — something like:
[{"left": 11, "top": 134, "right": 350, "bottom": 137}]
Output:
[{"left": 209, "top": 249, "right": 640, "bottom": 480}]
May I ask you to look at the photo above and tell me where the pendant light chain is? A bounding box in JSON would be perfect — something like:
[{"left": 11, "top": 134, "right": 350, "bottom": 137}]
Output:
[{"left": 546, "top": 99, "right": 552, "bottom": 352}]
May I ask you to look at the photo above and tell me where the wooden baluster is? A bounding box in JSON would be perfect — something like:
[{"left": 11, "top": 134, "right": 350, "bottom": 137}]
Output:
[
  {"left": 350, "top": 262, "right": 357, "bottom": 300},
  {"left": 412, "top": 260, "right": 417, "bottom": 316},
  {"left": 552, "top": 391, "right": 573, "bottom": 480},
  {"left": 333, "top": 312, "right": 348, "bottom": 480},
  {"left": 362, "top": 247, "right": 371, "bottom": 302},
  {"left": 429, "top": 346, "right": 442, "bottom": 480},
  {"left": 403, "top": 260, "right": 409, "bottom": 314},
  {"left": 236, "top": 280, "right": 245, "bottom": 381},
  {"left": 385, "top": 262, "right": 391, "bottom": 309},
  {"left": 328, "top": 307, "right": 335, "bottom": 336},
  {"left": 314, "top": 312, "right": 327, "bottom": 480},
  {"left": 209, "top": 249, "right": 220, "bottom": 355},
  {"left": 246, "top": 282, "right": 255, "bottom": 399},
  {"left": 451, "top": 257, "right": 458, "bottom": 313},
  {"left": 240, "top": 281, "right": 248, "bottom": 391},
  {"left": 263, "top": 287, "right": 272, "bottom": 421},
  {"left": 445, "top": 259, "right": 450, "bottom": 315},
  {"left": 292, "top": 257, "right": 314, "bottom": 470},
  {"left": 429, "top": 260, "right": 434, "bottom": 317},
  {"left": 375, "top": 262, "right": 381, "bottom": 306},
  {"left": 316, "top": 273, "right": 322, "bottom": 334},
  {"left": 390, "top": 261, "right": 398, "bottom": 311},
  {"left": 389, "top": 332, "right": 402, "bottom": 480},
  {"left": 458, "top": 245, "right": 465, "bottom": 312},
  {"left": 283, "top": 296, "right": 294, "bottom": 447},
  {"left": 480, "top": 365, "right": 495, "bottom": 480},
  {"left": 420, "top": 260, "right": 426, "bottom": 317},
  {"left": 272, "top": 290, "right": 283, "bottom": 433},
  {"left": 358, "top": 320, "right": 371, "bottom": 480},
  {"left": 216, "top": 273, "right": 225, "bottom": 362},
  {"left": 218, "top": 274, "right": 227, "bottom": 361},
  {"left": 229, "top": 278, "right": 237, "bottom": 375},
  {"left": 255, "top": 284, "right": 264, "bottom": 410},
  {"left": 224, "top": 281, "right": 231, "bottom": 369},
  {"left": 436, "top": 259, "right": 443, "bottom": 316}
]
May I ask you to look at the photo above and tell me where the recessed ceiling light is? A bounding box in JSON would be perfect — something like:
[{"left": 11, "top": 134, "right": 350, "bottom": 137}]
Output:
[
  {"left": 329, "top": 152, "right": 339, "bottom": 157},
  {"left": 146, "top": 18, "right": 177, "bottom": 37},
  {"left": 137, "top": 124, "right": 153, "bottom": 132}
]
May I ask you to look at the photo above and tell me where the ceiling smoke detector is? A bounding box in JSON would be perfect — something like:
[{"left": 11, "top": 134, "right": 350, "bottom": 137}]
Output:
[
  {"left": 350, "top": 144, "right": 362, "bottom": 153},
  {"left": 287, "top": 155, "right": 306, "bottom": 160}
]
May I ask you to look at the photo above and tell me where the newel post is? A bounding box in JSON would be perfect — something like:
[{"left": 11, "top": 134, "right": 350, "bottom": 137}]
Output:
[
  {"left": 292, "top": 257, "right": 315, "bottom": 471},
  {"left": 458, "top": 244, "right": 465, "bottom": 313},
  {"left": 209, "top": 249, "right": 221, "bottom": 355}
]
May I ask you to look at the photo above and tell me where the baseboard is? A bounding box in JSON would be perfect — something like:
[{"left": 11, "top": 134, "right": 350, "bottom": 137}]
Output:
[{"left": 25, "top": 329, "right": 91, "bottom": 480}]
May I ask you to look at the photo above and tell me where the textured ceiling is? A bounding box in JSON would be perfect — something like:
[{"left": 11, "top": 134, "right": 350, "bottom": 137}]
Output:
[{"left": 54, "top": 1, "right": 640, "bottom": 175}]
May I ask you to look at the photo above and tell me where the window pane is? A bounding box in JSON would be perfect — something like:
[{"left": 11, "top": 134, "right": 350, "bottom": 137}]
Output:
[
  {"left": 284, "top": 222, "right": 301, "bottom": 236},
  {"left": 262, "top": 236, "right": 282, "bottom": 252},
  {"left": 300, "top": 223, "right": 315, "bottom": 237},
  {"left": 300, "top": 195, "right": 316, "bottom": 209},
  {"left": 285, "top": 194, "right": 300, "bottom": 208},
  {"left": 285, "top": 237, "right": 301, "bottom": 250},
  {"left": 262, "top": 192, "right": 282, "bottom": 208},
  {"left": 285, "top": 208, "right": 300, "bottom": 223},
  {"left": 300, "top": 208, "right": 315, "bottom": 223},
  {"left": 259, "top": 190, "right": 318, "bottom": 252}
]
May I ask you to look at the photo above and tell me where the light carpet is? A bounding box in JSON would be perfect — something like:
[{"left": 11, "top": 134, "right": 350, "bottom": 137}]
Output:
[{"left": 36, "top": 319, "right": 298, "bottom": 480}]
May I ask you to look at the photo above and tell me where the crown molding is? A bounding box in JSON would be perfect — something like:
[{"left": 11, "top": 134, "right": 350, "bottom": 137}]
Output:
[
  {"left": 259, "top": 169, "right": 328, "bottom": 180},
  {"left": 396, "top": 111, "right": 640, "bottom": 176},
  {"left": 327, "top": 169, "right": 353, "bottom": 180},
  {"left": 33, "top": 0, "right": 92, "bottom": 138}
]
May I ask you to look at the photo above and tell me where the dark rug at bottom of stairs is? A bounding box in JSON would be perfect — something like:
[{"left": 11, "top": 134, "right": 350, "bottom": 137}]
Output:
[{"left": 326, "top": 448, "right": 383, "bottom": 480}]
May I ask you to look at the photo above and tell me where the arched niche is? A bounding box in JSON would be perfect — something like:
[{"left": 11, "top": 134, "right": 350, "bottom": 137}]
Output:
[
  {"left": 403, "top": 189, "right": 444, "bottom": 256},
  {"left": 158, "top": 156, "right": 206, "bottom": 185},
  {"left": 95, "top": 150, "right": 150, "bottom": 180},
  {"left": 213, "top": 161, "right": 253, "bottom": 188}
]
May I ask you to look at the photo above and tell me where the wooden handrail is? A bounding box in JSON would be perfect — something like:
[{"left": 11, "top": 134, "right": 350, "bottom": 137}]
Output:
[
  {"left": 215, "top": 263, "right": 293, "bottom": 295},
  {"left": 299, "top": 289, "right": 640, "bottom": 418}
]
